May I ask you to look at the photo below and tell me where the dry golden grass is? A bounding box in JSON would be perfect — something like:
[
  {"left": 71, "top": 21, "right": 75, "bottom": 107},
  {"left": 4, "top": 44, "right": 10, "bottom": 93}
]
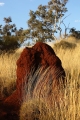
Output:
[
  {"left": 0, "top": 37, "right": 80, "bottom": 120},
  {"left": 54, "top": 42, "right": 80, "bottom": 74},
  {"left": 0, "top": 52, "right": 19, "bottom": 98},
  {"left": 20, "top": 74, "right": 80, "bottom": 120},
  {"left": 20, "top": 39, "right": 80, "bottom": 120},
  {"left": 53, "top": 39, "right": 80, "bottom": 120},
  {"left": 20, "top": 63, "right": 80, "bottom": 120},
  {"left": 20, "top": 99, "right": 54, "bottom": 120}
]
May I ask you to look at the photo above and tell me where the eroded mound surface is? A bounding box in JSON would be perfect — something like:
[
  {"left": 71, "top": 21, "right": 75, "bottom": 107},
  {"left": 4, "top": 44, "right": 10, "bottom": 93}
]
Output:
[{"left": 1, "top": 42, "right": 65, "bottom": 120}]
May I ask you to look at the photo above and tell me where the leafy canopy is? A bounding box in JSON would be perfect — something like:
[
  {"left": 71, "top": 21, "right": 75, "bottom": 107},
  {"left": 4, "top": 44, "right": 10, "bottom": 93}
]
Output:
[
  {"left": 25, "top": 0, "right": 68, "bottom": 43},
  {"left": 0, "top": 17, "right": 25, "bottom": 51}
]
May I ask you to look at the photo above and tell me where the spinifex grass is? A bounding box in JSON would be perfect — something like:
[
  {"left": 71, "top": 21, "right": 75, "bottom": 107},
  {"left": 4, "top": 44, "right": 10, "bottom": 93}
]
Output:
[
  {"left": 0, "top": 39, "right": 80, "bottom": 120},
  {"left": 20, "top": 69, "right": 80, "bottom": 120},
  {"left": 0, "top": 52, "right": 18, "bottom": 98}
]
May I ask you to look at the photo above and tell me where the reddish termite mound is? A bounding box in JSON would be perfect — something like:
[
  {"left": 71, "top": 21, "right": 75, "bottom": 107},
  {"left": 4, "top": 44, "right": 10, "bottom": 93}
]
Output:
[
  {"left": 1, "top": 42, "right": 65, "bottom": 119},
  {"left": 16, "top": 42, "right": 65, "bottom": 101}
]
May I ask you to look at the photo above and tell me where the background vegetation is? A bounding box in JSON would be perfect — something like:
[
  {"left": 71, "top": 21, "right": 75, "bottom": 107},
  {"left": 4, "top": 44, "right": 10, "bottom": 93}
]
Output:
[
  {"left": 0, "top": 0, "right": 70, "bottom": 51},
  {"left": 0, "top": 0, "right": 80, "bottom": 52}
]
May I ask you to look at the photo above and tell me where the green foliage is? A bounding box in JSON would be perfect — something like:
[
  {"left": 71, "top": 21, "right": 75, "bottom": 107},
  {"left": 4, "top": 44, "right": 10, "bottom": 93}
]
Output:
[
  {"left": 0, "top": 17, "right": 25, "bottom": 51},
  {"left": 69, "top": 27, "right": 80, "bottom": 39},
  {"left": 0, "top": 17, "right": 16, "bottom": 36},
  {"left": 25, "top": 0, "right": 68, "bottom": 42},
  {"left": 0, "top": 0, "right": 69, "bottom": 49},
  {"left": 0, "top": 36, "right": 20, "bottom": 51}
]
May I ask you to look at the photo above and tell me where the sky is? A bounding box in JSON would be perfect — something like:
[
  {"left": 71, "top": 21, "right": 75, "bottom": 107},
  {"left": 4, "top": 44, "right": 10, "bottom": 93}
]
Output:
[{"left": 0, "top": 0, "right": 80, "bottom": 36}]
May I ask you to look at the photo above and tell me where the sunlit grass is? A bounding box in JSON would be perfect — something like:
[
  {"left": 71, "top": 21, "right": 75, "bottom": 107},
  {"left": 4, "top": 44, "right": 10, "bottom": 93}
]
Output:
[
  {"left": 19, "top": 64, "right": 80, "bottom": 120},
  {"left": 0, "top": 38, "right": 80, "bottom": 119},
  {"left": 0, "top": 52, "right": 18, "bottom": 98}
]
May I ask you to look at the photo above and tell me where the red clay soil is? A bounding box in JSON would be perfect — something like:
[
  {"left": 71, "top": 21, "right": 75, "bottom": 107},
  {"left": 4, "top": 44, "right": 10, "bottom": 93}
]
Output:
[{"left": 0, "top": 42, "right": 65, "bottom": 119}]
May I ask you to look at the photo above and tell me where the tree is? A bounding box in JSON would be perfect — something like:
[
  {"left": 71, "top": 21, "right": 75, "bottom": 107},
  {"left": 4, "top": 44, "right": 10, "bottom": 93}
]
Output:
[
  {"left": 69, "top": 27, "right": 80, "bottom": 39},
  {"left": 25, "top": 0, "right": 68, "bottom": 42},
  {"left": 2, "top": 17, "right": 17, "bottom": 36},
  {"left": 0, "top": 17, "right": 25, "bottom": 51}
]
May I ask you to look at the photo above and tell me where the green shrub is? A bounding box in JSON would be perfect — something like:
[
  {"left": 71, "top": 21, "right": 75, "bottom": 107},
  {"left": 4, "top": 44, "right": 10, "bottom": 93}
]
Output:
[
  {"left": 0, "top": 36, "right": 20, "bottom": 52},
  {"left": 54, "top": 40, "right": 76, "bottom": 51}
]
